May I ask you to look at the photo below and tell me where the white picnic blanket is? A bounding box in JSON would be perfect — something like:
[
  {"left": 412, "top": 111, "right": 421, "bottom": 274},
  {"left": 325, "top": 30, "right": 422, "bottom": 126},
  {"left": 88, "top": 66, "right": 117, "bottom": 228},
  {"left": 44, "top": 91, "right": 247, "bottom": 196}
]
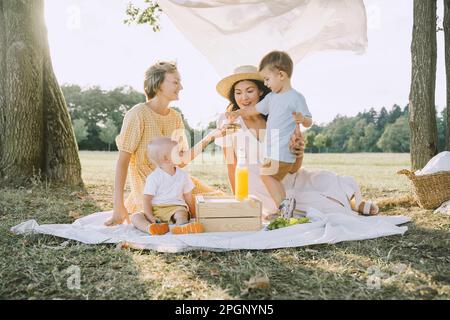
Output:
[{"left": 11, "top": 209, "right": 410, "bottom": 253}]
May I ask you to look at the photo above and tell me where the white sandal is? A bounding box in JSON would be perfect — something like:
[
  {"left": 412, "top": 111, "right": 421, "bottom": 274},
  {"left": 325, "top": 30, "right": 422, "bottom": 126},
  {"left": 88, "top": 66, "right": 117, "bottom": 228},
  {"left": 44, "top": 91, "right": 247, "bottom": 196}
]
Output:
[
  {"left": 350, "top": 191, "right": 379, "bottom": 216},
  {"left": 356, "top": 200, "right": 379, "bottom": 216}
]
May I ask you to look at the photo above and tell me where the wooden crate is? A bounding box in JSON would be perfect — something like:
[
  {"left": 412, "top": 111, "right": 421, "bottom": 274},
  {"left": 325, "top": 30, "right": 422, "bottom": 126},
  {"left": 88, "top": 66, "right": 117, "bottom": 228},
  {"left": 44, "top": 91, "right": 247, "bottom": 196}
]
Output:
[{"left": 195, "top": 196, "right": 262, "bottom": 232}]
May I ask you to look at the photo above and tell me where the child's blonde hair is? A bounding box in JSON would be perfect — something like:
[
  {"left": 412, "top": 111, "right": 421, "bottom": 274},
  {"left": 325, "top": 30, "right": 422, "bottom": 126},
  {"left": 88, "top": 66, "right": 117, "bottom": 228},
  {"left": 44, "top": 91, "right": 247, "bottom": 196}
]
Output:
[
  {"left": 259, "top": 51, "right": 294, "bottom": 78},
  {"left": 144, "top": 61, "right": 178, "bottom": 99},
  {"left": 147, "top": 137, "right": 177, "bottom": 165}
]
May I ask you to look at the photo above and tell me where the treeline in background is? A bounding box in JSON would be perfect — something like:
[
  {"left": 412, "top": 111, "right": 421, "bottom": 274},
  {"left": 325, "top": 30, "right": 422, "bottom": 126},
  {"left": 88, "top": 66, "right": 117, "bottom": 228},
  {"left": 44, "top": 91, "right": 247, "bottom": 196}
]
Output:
[{"left": 63, "top": 85, "right": 448, "bottom": 153}]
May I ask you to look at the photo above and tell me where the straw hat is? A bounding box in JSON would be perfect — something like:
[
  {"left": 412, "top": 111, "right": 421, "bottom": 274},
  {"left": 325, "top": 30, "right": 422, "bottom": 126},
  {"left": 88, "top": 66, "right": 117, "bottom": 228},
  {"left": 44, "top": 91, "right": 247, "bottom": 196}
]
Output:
[{"left": 216, "top": 65, "right": 263, "bottom": 99}]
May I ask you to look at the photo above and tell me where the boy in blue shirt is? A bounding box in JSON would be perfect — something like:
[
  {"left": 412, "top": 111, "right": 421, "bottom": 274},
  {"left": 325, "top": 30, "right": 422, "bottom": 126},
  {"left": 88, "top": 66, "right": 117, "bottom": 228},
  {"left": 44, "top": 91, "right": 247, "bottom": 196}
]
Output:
[{"left": 227, "top": 51, "right": 312, "bottom": 219}]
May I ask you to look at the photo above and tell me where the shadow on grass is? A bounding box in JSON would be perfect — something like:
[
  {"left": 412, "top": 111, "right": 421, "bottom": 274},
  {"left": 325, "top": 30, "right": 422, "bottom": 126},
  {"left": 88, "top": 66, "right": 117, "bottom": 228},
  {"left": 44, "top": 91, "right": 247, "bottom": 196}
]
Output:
[
  {"left": 345, "top": 223, "right": 450, "bottom": 286},
  {"left": 0, "top": 186, "right": 148, "bottom": 299},
  {"left": 150, "top": 247, "right": 410, "bottom": 300},
  {"left": 149, "top": 214, "right": 448, "bottom": 299},
  {"left": 1, "top": 185, "right": 448, "bottom": 300}
]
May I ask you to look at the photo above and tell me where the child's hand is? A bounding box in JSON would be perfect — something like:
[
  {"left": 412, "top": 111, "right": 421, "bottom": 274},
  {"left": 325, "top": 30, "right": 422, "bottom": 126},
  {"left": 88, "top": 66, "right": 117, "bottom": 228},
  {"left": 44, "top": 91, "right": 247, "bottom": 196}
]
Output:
[
  {"left": 293, "top": 112, "right": 313, "bottom": 128},
  {"left": 292, "top": 112, "right": 305, "bottom": 136},
  {"left": 144, "top": 213, "right": 158, "bottom": 224},
  {"left": 206, "top": 126, "right": 229, "bottom": 141},
  {"left": 292, "top": 112, "right": 304, "bottom": 124},
  {"left": 173, "top": 148, "right": 189, "bottom": 166}
]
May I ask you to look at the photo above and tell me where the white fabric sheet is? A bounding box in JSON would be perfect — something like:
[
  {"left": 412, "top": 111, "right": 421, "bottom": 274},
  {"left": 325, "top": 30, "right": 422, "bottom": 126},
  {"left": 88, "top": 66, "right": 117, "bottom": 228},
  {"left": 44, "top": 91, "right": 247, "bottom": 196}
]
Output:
[
  {"left": 415, "top": 151, "right": 450, "bottom": 176},
  {"left": 11, "top": 209, "right": 410, "bottom": 253},
  {"left": 158, "top": 0, "right": 368, "bottom": 76},
  {"left": 434, "top": 200, "right": 450, "bottom": 215}
]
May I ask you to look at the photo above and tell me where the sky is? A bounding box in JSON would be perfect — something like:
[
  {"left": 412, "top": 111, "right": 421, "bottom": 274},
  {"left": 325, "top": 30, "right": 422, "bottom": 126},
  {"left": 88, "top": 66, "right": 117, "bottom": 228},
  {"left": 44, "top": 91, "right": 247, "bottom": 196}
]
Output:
[{"left": 44, "top": 0, "right": 447, "bottom": 129}]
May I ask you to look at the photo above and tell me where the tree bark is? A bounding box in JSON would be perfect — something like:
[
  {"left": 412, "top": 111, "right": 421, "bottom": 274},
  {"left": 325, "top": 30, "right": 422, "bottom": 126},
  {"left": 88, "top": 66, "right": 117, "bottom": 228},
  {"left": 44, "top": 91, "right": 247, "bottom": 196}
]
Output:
[
  {"left": 0, "top": 1, "right": 6, "bottom": 162},
  {"left": 445, "top": 0, "right": 450, "bottom": 150},
  {"left": 0, "top": 0, "right": 83, "bottom": 187},
  {"left": 409, "top": 0, "right": 438, "bottom": 170}
]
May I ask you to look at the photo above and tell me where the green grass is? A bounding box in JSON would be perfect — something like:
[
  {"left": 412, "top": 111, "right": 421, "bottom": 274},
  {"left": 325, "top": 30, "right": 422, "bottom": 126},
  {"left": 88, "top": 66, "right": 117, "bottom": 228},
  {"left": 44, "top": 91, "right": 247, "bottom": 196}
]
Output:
[{"left": 0, "top": 152, "right": 449, "bottom": 300}]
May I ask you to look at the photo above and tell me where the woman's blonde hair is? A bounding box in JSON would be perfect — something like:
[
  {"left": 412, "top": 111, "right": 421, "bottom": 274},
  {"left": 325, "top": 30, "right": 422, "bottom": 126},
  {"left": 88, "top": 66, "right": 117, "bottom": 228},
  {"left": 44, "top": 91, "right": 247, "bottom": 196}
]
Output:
[{"left": 144, "top": 61, "right": 178, "bottom": 99}]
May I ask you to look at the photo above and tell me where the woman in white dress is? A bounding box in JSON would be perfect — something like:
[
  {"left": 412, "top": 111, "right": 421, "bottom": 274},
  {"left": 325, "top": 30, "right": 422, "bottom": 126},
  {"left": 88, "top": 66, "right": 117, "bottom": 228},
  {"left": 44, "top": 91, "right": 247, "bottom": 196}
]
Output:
[{"left": 215, "top": 66, "right": 379, "bottom": 219}]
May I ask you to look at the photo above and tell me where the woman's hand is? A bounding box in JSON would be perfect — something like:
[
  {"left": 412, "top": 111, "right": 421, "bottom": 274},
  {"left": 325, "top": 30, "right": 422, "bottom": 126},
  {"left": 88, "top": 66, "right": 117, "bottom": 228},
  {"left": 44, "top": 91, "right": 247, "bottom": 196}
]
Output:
[
  {"left": 289, "top": 129, "right": 305, "bottom": 158},
  {"left": 206, "top": 125, "right": 231, "bottom": 141},
  {"left": 105, "top": 204, "right": 130, "bottom": 226}
]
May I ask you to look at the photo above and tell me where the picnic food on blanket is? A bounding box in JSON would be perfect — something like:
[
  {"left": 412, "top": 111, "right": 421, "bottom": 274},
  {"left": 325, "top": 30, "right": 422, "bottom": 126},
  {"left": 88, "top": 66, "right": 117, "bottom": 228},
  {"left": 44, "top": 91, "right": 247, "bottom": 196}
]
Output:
[
  {"left": 195, "top": 196, "right": 261, "bottom": 232},
  {"left": 225, "top": 110, "right": 240, "bottom": 123},
  {"left": 224, "top": 122, "right": 241, "bottom": 132},
  {"left": 171, "top": 221, "right": 204, "bottom": 234},
  {"left": 148, "top": 222, "right": 170, "bottom": 235},
  {"left": 235, "top": 148, "right": 249, "bottom": 201},
  {"left": 267, "top": 216, "right": 310, "bottom": 230}
]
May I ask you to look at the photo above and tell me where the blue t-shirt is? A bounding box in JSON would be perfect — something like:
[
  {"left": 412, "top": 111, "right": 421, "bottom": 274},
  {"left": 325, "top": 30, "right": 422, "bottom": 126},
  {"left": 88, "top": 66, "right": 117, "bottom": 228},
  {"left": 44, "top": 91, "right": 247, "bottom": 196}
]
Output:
[{"left": 256, "top": 89, "right": 311, "bottom": 163}]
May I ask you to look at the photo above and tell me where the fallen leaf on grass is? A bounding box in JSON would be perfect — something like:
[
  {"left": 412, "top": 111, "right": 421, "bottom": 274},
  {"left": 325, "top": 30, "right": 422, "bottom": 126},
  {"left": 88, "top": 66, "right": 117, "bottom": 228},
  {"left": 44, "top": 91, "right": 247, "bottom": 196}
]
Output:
[
  {"left": 26, "top": 283, "right": 38, "bottom": 291},
  {"left": 245, "top": 275, "right": 270, "bottom": 290},
  {"left": 241, "top": 275, "right": 270, "bottom": 296},
  {"left": 69, "top": 211, "right": 81, "bottom": 220},
  {"left": 70, "top": 191, "right": 87, "bottom": 199},
  {"left": 415, "top": 286, "right": 438, "bottom": 299},
  {"left": 115, "top": 242, "right": 130, "bottom": 251},
  {"left": 42, "top": 240, "right": 70, "bottom": 250},
  {"left": 200, "top": 251, "right": 211, "bottom": 258},
  {"left": 209, "top": 268, "right": 220, "bottom": 276},
  {"left": 390, "top": 263, "right": 407, "bottom": 274}
]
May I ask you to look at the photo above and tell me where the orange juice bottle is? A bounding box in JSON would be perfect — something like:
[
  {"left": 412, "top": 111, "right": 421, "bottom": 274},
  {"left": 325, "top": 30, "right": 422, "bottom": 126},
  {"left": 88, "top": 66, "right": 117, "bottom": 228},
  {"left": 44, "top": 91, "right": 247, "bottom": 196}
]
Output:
[{"left": 235, "top": 148, "right": 248, "bottom": 201}]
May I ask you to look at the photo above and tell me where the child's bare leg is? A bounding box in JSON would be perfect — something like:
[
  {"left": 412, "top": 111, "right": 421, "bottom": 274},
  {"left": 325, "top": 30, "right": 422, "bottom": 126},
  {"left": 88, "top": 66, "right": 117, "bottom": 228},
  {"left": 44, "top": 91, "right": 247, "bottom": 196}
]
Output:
[
  {"left": 131, "top": 213, "right": 151, "bottom": 233},
  {"left": 171, "top": 210, "right": 204, "bottom": 234},
  {"left": 131, "top": 212, "right": 169, "bottom": 235},
  {"left": 172, "top": 210, "right": 189, "bottom": 225},
  {"left": 260, "top": 174, "right": 286, "bottom": 208}
]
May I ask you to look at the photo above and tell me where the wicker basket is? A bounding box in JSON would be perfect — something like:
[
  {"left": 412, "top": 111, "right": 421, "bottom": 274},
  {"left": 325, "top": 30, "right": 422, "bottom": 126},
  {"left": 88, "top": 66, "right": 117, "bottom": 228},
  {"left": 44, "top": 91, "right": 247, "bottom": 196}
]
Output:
[{"left": 397, "top": 169, "right": 450, "bottom": 209}]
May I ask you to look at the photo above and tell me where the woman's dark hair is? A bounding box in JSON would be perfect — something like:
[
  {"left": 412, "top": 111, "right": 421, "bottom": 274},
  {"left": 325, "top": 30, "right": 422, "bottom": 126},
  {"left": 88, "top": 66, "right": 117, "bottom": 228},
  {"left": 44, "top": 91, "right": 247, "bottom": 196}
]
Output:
[{"left": 227, "top": 79, "right": 270, "bottom": 121}]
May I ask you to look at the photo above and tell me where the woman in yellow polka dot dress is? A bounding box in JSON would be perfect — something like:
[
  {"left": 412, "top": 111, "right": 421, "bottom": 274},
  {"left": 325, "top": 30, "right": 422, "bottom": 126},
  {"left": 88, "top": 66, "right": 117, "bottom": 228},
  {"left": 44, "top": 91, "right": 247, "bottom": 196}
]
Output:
[{"left": 105, "top": 61, "right": 225, "bottom": 226}]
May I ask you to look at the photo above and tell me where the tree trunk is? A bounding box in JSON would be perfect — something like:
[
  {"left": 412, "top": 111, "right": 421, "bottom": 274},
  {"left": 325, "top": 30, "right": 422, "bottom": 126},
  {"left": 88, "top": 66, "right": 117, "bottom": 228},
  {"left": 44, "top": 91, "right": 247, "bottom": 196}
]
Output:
[
  {"left": 409, "top": 0, "right": 438, "bottom": 170},
  {"left": 0, "top": 0, "right": 83, "bottom": 187},
  {"left": 445, "top": 0, "right": 450, "bottom": 150}
]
